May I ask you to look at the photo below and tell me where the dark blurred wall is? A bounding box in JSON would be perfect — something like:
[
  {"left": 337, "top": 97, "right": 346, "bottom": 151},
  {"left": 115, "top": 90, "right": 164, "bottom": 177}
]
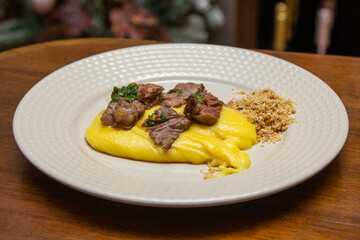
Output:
[
  {"left": 328, "top": 1, "right": 360, "bottom": 56},
  {"left": 257, "top": 0, "right": 359, "bottom": 56}
]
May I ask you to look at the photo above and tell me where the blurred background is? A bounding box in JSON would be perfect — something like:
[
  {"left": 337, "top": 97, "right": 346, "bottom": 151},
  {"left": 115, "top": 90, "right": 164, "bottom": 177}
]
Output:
[{"left": 0, "top": 0, "right": 359, "bottom": 56}]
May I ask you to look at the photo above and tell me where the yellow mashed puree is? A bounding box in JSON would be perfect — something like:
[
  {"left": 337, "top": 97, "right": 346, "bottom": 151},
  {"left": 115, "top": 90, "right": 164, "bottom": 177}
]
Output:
[{"left": 85, "top": 105, "right": 257, "bottom": 178}]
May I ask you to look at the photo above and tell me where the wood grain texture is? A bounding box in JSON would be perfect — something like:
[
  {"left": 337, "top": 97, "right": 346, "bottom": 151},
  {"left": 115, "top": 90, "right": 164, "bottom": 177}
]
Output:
[{"left": 1, "top": 38, "right": 359, "bottom": 240}]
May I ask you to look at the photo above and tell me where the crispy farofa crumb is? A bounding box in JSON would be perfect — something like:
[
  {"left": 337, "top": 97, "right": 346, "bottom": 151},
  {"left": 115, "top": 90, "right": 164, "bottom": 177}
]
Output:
[
  {"left": 227, "top": 89, "right": 296, "bottom": 143},
  {"left": 200, "top": 162, "right": 219, "bottom": 179}
]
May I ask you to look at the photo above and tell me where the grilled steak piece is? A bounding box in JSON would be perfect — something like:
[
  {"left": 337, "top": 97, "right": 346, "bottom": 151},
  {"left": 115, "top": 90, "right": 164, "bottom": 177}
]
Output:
[
  {"left": 101, "top": 99, "right": 145, "bottom": 129},
  {"left": 175, "top": 82, "right": 205, "bottom": 98},
  {"left": 161, "top": 82, "right": 205, "bottom": 107},
  {"left": 143, "top": 106, "right": 191, "bottom": 150},
  {"left": 160, "top": 93, "right": 187, "bottom": 108},
  {"left": 184, "top": 91, "right": 223, "bottom": 126},
  {"left": 137, "top": 83, "right": 164, "bottom": 109}
]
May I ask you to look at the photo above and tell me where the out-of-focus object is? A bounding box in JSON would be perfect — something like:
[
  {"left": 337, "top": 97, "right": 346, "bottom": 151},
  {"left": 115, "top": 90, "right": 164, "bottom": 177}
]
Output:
[
  {"left": 205, "top": 4, "right": 225, "bottom": 29},
  {"left": 273, "top": 2, "right": 287, "bottom": 51},
  {"left": 50, "top": 0, "right": 92, "bottom": 38},
  {"left": 0, "top": 0, "right": 224, "bottom": 51},
  {"left": 273, "top": 0, "right": 300, "bottom": 51},
  {"left": 315, "top": 0, "right": 336, "bottom": 54},
  {"left": 0, "top": 18, "right": 39, "bottom": 51},
  {"left": 170, "top": 14, "right": 208, "bottom": 42},
  {"left": 29, "top": 0, "right": 57, "bottom": 15},
  {"left": 285, "top": 0, "right": 300, "bottom": 41},
  {"left": 138, "top": 0, "right": 225, "bottom": 43},
  {"left": 109, "top": 0, "right": 169, "bottom": 41}
]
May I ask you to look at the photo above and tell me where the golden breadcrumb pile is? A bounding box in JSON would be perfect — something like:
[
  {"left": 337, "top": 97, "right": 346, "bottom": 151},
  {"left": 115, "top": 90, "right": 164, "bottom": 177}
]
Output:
[{"left": 227, "top": 89, "right": 296, "bottom": 143}]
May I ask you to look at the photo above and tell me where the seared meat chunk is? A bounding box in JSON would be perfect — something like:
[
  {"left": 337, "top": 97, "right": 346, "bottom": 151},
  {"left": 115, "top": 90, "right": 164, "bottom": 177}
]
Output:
[
  {"left": 101, "top": 99, "right": 145, "bottom": 129},
  {"left": 175, "top": 82, "right": 205, "bottom": 98},
  {"left": 137, "top": 83, "right": 164, "bottom": 109},
  {"left": 184, "top": 91, "right": 223, "bottom": 126},
  {"left": 143, "top": 106, "right": 191, "bottom": 150},
  {"left": 160, "top": 93, "right": 186, "bottom": 108},
  {"left": 161, "top": 82, "right": 205, "bottom": 107},
  {"left": 137, "top": 83, "right": 163, "bottom": 99}
]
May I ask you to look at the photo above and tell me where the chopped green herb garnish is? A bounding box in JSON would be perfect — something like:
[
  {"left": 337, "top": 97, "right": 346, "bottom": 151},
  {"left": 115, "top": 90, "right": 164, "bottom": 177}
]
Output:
[
  {"left": 160, "top": 114, "right": 166, "bottom": 122},
  {"left": 168, "top": 88, "right": 182, "bottom": 96},
  {"left": 145, "top": 120, "right": 156, "bottom": 127},
  {"left": 149, "top": 113, "right": 156, "bottom": 121},
  {"left": 144, "top": 113, "right": 157, "bottom": 127},
  {"left": 111, "top": 83, "right": 138, "bottom": 103},
  {"left": 190, "top": 93, "right": 208, "bottom": 105},
  {"left": 144, "top": 112, "right": 167, "bottom": 127}
]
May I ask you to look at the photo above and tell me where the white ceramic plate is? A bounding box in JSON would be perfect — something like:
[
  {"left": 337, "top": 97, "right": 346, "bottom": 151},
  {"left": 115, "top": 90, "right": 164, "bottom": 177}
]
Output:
[{"left": 13, "top": 44, "right": 348, "bottom": 207}]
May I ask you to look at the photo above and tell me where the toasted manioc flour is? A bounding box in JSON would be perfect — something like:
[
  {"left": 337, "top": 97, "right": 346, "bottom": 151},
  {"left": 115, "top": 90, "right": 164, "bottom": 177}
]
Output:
[{"left": 85, "top": 105, "right": 257, "bottom": 178}]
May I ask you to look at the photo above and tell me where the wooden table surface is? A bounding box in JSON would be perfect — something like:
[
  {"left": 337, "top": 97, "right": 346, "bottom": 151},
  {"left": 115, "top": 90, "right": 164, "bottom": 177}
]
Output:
[{"left": 1, "top": 38, "right": 359, "bottom": 239}]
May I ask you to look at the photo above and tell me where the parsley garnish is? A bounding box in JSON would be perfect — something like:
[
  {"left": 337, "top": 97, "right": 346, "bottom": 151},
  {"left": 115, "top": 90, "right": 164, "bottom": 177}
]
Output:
[
  {"left": 144, "top": 113, "right": 156, "bottom": 127},
  {"left": 190, "top": 93, "right": 208, "bottom": 105},
  {"left": 160, "top": 114, "right": 166, "bottom": 122},
  {"left": 168, "top": 88, "right": 182, "bottom": 96},
  {"left": 111, "top": 83, "right": 138, "bottom": 103},
  {"left": 149, "top": 114, "right": 156, "bottom": 121},
  {"left": 144, "top": 113, "right": 167, "bottom": 127}
]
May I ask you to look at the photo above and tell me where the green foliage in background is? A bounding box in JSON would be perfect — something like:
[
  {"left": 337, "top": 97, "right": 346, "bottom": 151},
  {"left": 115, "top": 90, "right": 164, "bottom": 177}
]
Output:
[
  {"left": 0, "top": 0, "right": 224, "bottom": 50},
  {"left": 80, "top": 0, "right": 111, "bottom": 37},
  {"left": 137, "top": 0, "right": 192, "bottom": 26}
]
